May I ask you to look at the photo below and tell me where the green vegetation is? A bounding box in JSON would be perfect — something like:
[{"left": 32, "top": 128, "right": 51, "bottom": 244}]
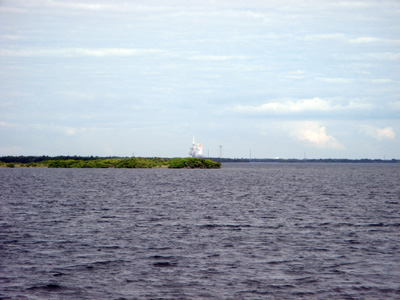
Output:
[
  {"left": 0, "top": 156, "right": 221, "bottom": 169},
  {"left": 0, "top": 155, "right": 119, "bottom": 164},
  {"left": 47, "top": 157, "right": 170, "bottom": 168},
  {"left": 0, "top": 160, "right": 50, "bottom": 168},
  {"left": 168, "top": 157, "right": 221, "bottom": 169}
]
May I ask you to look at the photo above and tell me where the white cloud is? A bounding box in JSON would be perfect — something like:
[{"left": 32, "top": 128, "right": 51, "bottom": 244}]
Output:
[
  {"left": 378, "top": 127, "right": 396, "bottom": 140},
  {"left": 234, "top": 97, "right": 370, "bottom": 114},
  {"left": 0, "top": 0, "right": 172, "bottom": 14},
  {"left": 333, "top": 1, "right": 374, "bottom": 8},
  {"left": 350, "top": 37, "right": 381, "bottom": 43},
  {"left": 317, "top": 77, "right": 352, "bottom": 83},
  {"left": 389, "top": 101, "right": 400, "bottom": 111},
  {"left": 190, "top": 55, "right": 248, "bottom": 61},
  {"left": 283, "top": 70, "right": 306, "bottom": 79},
  {"left": 0, "top": 5, "right": 28, "bottom": 14},
  {"left": 3, "top": 0, "right": 114, "bottom": 12},
  {"left": 332, "top": 52, "right": 400, "bottom": 61},
  {"left": 369, "top": 78, "right": 394, "bottom": 83},
  {"left": 0, "top": 35, "right": 22, "bottom": 40},
  {"left": 47, "top": 1, "right": 112, "bottom": 11},
  {"left": 295, "top": 122, "right": 344, "bottom": 149},
  {"left": 0, "top": 48, "right": 165, "bottom": 57},
  {"left": 65, "top": 128, "right": 78, "bottom": 136},
  {"left": 349, "top": 37, "right": 400, "bottom": 44},
  {"left": 360, "top": 125, "right": 396, "bottom": 140},
  {"left": 56, "top": 90, "right": 95, "bottom": 100},
  {"left": 302, "top": 33, "right": 346, "bottom": 41},
  {"left": 74, "top": 48, "right": 164, "bottom": 57},
  {"left": 302, "top": 34, "right": 400, "bottom": 44},
  {"left": 0, "top": 121, "right": 20, "bottom": 129},
  {"left": 365, "top": 52, "right": 400, "bottom": 60}
]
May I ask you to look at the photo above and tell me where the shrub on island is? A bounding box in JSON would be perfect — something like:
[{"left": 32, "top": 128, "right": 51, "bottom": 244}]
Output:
[
  {"left": 168, "top": 158, "right": 221, "bottom": 169},
  {"left": 39, "top": 157, "right": 220, "bottom": 169},
  {"left": 48, "top": 158, "right": 154, "bottom": 168}
]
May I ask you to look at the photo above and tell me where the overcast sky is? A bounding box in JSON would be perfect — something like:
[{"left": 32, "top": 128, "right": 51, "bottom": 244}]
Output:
[{"left": 1, "top": 0, "right": 399, "bottom": 159}]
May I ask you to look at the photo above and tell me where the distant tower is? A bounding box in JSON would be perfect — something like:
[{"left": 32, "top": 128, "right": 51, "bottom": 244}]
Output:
[
  {"left": 189, "top": 136, "right": 203, "bottom": 157},
  {"left": 219, "top": 145, "right": 222, "bottom": 158}
]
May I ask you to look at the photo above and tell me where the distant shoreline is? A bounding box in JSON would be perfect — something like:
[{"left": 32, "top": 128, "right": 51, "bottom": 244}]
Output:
[
  {"left": 0, "top": 156, "right": 398, "bottom": 167},
  {"left": 213, "top": 158, "right": 400, "bottom": 164}
]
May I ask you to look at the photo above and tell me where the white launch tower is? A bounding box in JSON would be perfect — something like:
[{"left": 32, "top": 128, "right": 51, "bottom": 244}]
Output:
[{"left": 189, "top": 136, "right": 203, "bottom": 157}]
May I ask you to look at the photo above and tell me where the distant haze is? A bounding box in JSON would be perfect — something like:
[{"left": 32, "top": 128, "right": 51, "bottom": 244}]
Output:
[{"left": 0, "top": 0, "right": 399, "bottom": 159}]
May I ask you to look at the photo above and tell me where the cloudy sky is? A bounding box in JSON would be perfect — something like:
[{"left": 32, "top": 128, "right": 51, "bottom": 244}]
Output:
[{"left": 1, "top": 0, "right": 399, "bottom": 159}]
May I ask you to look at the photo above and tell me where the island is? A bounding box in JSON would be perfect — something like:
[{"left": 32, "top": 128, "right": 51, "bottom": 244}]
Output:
[{"left": 0, "top": 156, "right": 221, "bottom": 169}]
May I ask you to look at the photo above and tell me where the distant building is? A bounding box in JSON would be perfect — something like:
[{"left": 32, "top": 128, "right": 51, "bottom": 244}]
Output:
[{"left": 189, "top": 136, "right": 203, "bottom": 157}]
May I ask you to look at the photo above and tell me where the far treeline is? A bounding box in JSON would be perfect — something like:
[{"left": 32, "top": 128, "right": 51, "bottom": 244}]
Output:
[
  {"left": 213, "top": 158, "right": 400, "bottom": 163},
  {"left": 0, "top": 156, "right": 221, "bottom": 169}
]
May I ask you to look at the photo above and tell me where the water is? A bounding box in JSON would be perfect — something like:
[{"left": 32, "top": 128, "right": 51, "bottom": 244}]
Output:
[{"left": 1, "top": 163, "right": 399, "bottom": 300}]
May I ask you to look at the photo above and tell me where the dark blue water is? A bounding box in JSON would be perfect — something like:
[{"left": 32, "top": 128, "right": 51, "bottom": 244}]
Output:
[{"left": 1, "top": 163, "right": 399, "bottom": 299}]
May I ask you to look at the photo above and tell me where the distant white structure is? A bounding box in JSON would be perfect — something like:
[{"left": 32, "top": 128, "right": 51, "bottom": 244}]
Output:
[{"left": 189, "top": 136, "right": 203, "bottom": 157}]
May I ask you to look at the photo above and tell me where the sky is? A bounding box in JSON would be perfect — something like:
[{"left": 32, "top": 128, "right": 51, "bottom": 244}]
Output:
[{"left": 0, "top": 0, "right": 399, "bottom": 159}]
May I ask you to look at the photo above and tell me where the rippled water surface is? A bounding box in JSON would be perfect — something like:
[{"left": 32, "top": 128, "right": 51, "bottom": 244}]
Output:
[{"left": 1, "top": 163, "right": 399, "bottom": 299}]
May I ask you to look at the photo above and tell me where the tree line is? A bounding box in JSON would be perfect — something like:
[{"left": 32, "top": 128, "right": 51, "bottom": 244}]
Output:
[{"left": 0, "top": 157, "right": 221, "bottom": 169}]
